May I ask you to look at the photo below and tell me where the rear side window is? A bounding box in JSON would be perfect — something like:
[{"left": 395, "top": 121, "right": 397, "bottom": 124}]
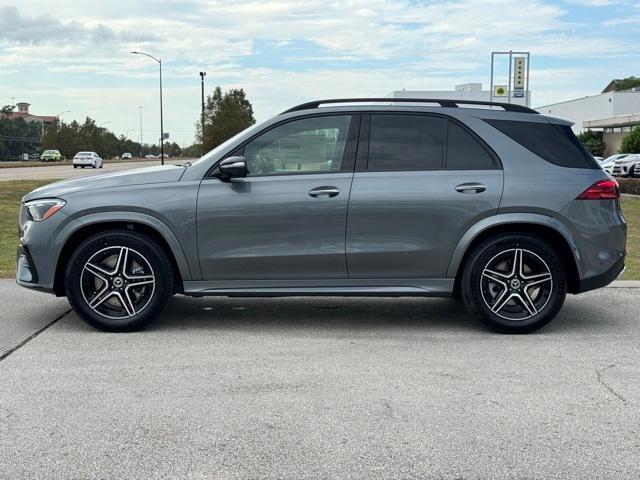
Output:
[
  {"left": 368, "top": 114, "right": 445, "bottom": 170},
  {"left": 446, "top": 121, "right": 500, "bottom": 169},
  {"left": 486, "top": 119, "right": 598, "bottom": 169}
]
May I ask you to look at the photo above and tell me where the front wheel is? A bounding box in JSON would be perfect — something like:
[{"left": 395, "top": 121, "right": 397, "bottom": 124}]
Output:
[
  {"left": 65, "top": 230, "right": 174, "bottom": 331},
  {"left": 460, "top": 233, "right": 566, "bottom": 333},
  {"left": 631, "top": 164, "right": 639, "bottom": 178}
]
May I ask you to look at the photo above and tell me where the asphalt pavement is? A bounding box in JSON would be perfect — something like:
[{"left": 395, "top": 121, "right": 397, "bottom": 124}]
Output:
[
  {"left": 1, "top": 281, "right": 639, "bottom": 479},
  {"left": 0, "top": 160, "right": 167, "bottom": 181}
]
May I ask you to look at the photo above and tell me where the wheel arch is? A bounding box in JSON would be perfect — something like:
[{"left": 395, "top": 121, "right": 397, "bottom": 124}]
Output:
[
  {"left": 53, "top": 215, "right": 192, "bottom": 296},
  {"left": 449, "top": 215, "right": 581, "bottom": 294}
]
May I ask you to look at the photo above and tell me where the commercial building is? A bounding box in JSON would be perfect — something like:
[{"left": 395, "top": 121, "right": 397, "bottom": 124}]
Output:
[
  {"left": 2, "top": 102, "right": 57, "bottom": 134},
  {"left": 537, "top": 84, "right": 640, "bottom": 156},
  {"left": 386, "top": 83, "right": 531, "bottom": 107}
]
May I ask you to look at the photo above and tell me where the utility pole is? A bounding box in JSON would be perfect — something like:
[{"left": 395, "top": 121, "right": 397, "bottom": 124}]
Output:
[
  {"left": 56, "top": 110, "right": 70, "bottom": 157},
  {"left": 199, "top": 71, "right": 206, "bottom": 155},
  {"left": 138, "top": 106, "right": 143, "bottom": 158}
]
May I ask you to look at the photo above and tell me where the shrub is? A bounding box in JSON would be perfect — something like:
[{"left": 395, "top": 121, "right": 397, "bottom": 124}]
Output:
[{"left": 618, "top": 178, "right": 640, "bottom": 195}]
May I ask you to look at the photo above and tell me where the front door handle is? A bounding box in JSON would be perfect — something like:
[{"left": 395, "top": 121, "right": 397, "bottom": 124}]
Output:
[
  {"left": 308, "top": 186, "right": 340, "bottom": 198},
  {"left": 455, "top": 182, "right": 487, "bottom": 194}
]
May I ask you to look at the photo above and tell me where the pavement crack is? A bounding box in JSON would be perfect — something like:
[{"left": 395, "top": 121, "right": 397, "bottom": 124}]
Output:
[{"left": 596, "top": 364, "right": 626, "bottom": 404}]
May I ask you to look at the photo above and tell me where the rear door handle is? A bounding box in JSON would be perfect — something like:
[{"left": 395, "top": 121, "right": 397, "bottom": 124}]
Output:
[
  {"left": 455, "top": 182, "right": 487, "bottom": 194},
  {"left": 308, "top": 186, "right": 340, "bottom": 198}
]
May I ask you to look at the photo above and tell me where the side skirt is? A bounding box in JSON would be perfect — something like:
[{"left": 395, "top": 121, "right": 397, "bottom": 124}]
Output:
[{"left": 182, "top": 278, "right": 454, "bottom": 297}]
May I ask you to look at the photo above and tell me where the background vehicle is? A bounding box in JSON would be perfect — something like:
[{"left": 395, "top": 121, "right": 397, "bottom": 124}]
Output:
[
  {"left": 40, "top": 149, "right": 62, "bottom": 162},
  {"left": 593, "top": 156, "right": 604, "bottom": 162},
  {"left": 612, "top": 154, "right": 640, "bottom": 177},
  {"left": 144, "top": 154, "right": 157, "bottom": 159},
  {"left": 17, "top": 98, "right": 626, "bottom": 334},
  {"left": 72, "top": 151, "right": 103, "bottom": 169},
  {"left": 122, "top": 153, "right": 133, "bottom": 159},
  {"left": 597, "top": 156, "right": 616, "bottom": 174}
]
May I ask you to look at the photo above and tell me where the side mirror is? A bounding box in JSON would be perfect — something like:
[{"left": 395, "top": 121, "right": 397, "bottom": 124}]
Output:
[{"left": 216, "top": 156, "right": 248, "bottom": 179}]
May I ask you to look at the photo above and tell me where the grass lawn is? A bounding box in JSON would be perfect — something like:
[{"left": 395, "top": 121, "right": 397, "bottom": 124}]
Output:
[{"left": 0, "top": 180, "right": 639, "bottom": 280}]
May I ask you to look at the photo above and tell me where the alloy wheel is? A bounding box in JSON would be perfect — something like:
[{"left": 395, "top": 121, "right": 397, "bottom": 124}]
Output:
[
  {"left": 480, "top": 248, "right": 553, "bottom": 321},
  {"left": 80, "top": 246, "right": 155, "bottom": 319}
]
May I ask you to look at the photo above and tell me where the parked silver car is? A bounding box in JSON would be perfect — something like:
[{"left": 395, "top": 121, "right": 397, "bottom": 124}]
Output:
[
  {"left": 612, "top": 153, "right": 640, "bottom": 177},
  {"left": 17, "top": 98, "right": 626, "bottom": 333}
]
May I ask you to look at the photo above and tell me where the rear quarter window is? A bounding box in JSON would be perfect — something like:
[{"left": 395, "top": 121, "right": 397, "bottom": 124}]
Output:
[{"left": 485, "top": 119, "right": 598, "bottom": 169}]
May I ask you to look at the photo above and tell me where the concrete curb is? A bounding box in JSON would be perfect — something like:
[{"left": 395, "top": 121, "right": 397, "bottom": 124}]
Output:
[{"left": 608, "top": 280, "right": 640, "bottom": 288}]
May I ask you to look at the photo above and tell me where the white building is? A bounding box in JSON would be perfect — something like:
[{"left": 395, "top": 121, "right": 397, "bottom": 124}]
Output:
[
  {"left": 537, "top": 84, "right": 640, "bottom": 156},
  {"left": 386, "top": 83, "right": 531, "bottom": 107}
]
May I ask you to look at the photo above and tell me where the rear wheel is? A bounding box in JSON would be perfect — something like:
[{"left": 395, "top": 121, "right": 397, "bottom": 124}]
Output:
[
  {"left": 460, "top": 233, "right": 566, "bottom": 333},
  {"left": 65, "top": 230, "right": 174, "bottom": 332}
]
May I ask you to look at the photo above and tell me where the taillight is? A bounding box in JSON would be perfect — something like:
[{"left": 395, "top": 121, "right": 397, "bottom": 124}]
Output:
[{"left": 576, "top": 179, "right": 620, "bottom": 200}]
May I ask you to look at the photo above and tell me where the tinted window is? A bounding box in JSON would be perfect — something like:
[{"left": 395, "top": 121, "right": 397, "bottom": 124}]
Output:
[
  {"left": 486, "top": 119, "right": 598, "bottom": 169},
  {"left": 446, "top": 120, "right": 500, "bottom": 169},
  {"left": 368, "top": 114, "right": 445, "bottom": 171},
  {"left": 244, "top": 115, "right": 351, "bottom": 176}
]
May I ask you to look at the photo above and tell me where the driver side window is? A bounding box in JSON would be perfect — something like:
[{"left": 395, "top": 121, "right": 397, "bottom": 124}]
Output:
[{"left": 244, "top": 115, "right": 351, "bottom": 176}]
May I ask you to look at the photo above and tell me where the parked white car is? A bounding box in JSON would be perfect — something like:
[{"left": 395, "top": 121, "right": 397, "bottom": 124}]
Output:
[
  {"left": 597, "top": 156, "right": 616, "bottom": 175},
  {"left": 121, "top": 152, "right": 133, "bottom": 159},
  {"left": 612, "top": 154, "right": 640, "bottom": 177},
  {"left": 73, "top": 151, "right": 103, "bottom": 169}
]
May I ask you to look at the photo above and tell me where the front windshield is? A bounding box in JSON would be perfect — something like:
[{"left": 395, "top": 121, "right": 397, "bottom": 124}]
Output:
[{"left": 191, "top": 122, "right": 264, "bottom": 166}]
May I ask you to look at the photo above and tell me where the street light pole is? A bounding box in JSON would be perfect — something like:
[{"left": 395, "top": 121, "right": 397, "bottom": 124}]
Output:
[
  {"left": 56, "top": 110, "right": 70, "bottom": 157},
  {"left": 131, "top": 51, "right": 164, "bottom": 165},
  {"left": 199, "top": 71, "right": 206, "bottom": 156}
]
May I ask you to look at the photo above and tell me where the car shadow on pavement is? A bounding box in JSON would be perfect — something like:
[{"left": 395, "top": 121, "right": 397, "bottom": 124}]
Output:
[
  {"left": 153, "top": 295, "right": 489, "bottom": 334},
  {"left": 53, "top": 290, "right": 632, "bottom": 336}
]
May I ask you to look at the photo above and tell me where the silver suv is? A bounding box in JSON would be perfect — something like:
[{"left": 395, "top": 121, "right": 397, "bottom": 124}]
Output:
[{"left": 17, "top": 99, "right": 626, "bottom": 333}]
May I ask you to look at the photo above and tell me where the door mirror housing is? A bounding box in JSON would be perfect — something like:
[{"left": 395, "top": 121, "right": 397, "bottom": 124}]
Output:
[{"left": 216, "top": 156, "right": 248, "bottom": 179}]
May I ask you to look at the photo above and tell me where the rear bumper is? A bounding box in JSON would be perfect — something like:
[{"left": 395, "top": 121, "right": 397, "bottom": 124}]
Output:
[{"left": 576, "top": 255, "right": 625, "bottom": 293}]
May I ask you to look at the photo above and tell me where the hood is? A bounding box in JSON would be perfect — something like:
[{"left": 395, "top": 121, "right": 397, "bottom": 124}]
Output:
[{"left": 23, "top": 165, "right": 186, "bottom": 202}]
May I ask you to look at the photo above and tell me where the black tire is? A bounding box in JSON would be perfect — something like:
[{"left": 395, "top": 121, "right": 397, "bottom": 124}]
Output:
[
  {"left": 631, "top": 164, "right": 639, "bottom": 179},
  {"left": 73, "top": 165, "right": 77, "bottom": 169},
  {"left": 64, "top": 230, "right": 174, "bottom": 332},
  {"left": 460, "top": 233, "right": 566, "bottom": 334}
]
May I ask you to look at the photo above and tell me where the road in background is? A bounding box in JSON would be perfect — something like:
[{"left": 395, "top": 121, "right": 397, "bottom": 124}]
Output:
[
  {"left": 0, "top": 160, "right": 185, "bottom": 181},
  {"left": 1, "top": 286, "right": 638, "bottom": 478}
]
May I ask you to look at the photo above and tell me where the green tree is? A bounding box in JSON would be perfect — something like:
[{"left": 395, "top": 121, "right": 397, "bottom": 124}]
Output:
[
  {"left": 182, "top": 143, "right": 201, "bottom": 157},
  {"left": 612, "top": 76, "right": 640, "bottom": 91},
  {"left": 577, "top": 130, "right": 606, "bottom": 157},
  {"left": 0, "top": 106, "right": 41, "bottom": 160},
  {"left": 197, "top": 86, "right": 256, "bottom": 152},
  {"left": 620, "top": 126, "right": 640, "bottom": 154}
]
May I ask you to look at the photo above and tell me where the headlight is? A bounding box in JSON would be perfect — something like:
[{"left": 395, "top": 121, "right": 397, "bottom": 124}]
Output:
[{"left": 24, "top": 199, "right": 66, "bottom": 222}]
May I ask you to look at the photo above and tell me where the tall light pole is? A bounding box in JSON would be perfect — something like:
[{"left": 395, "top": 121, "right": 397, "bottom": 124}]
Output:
[
  {"left": 138, "top": 106, "right": 143, "bottom": 158},
  {"left": 199, "top": 71, "right": 206, "bottom": 156},
  {"left": 131, "top": 51, "right": 164, "bottom": 165},
  {"left": 56, "top": 110, "right": 70, "bottom": 156}
]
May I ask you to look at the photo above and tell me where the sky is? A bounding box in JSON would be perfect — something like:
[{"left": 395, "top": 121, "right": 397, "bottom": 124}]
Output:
[{"left": 1, "top": 0, "right": 639, "bottom": 146}]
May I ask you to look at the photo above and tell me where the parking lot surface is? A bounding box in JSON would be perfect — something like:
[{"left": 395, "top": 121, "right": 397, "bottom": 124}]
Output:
[
  {"left": 1, "top": 287, "right": 639, "bottom": 479},
  {"left": 0, "top": 160, "right": 167, "bottom": 181}
]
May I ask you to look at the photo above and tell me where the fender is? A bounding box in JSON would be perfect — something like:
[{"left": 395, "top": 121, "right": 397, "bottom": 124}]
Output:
[
  {"left": 446, "top": 212, "right": 581, "bottom": 278},
  {"left": 62, "top": 211, "right": 194, "bottom": 281}
]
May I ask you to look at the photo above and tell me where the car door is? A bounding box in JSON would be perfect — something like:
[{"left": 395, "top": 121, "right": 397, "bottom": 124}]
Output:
[
  {"left": 346, "top": 113, "right": 503, "bottom": 278},
  {"left": 197, "top": 114, "right": 360, "bottom": 280}
]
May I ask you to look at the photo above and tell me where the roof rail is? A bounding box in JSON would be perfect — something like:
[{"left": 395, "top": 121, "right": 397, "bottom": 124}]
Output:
[{"left": 281, "top": 98, "right": 538, "bottom": 115}]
